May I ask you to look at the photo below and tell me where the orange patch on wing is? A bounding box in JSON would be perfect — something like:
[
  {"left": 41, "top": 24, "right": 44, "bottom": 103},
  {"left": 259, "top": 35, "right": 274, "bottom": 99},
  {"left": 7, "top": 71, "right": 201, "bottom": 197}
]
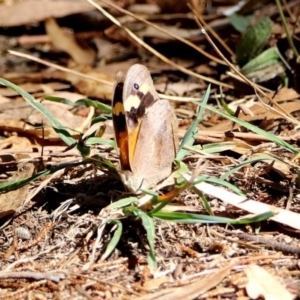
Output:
[
  {"left": 128, "top": 126, "right": 140, "bottom": 168},
  {"left": 113, "top": 102, "right": 125, "bottom": 116},
  {"left": 118, "top": 130, "right": 130, "bottom": 170}
]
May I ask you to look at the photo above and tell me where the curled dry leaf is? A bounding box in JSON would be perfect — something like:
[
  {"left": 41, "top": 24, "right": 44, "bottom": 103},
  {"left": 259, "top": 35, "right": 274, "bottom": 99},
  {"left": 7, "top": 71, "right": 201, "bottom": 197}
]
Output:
[{"left": 244, "top": 264, "right": 295, "bottom": 300}]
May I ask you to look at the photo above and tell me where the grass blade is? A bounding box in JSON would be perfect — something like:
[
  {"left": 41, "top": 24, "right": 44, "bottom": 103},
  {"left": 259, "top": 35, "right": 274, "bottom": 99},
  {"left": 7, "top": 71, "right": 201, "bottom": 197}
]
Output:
[
  {"left": 152, "top": 211, "right": 273, "bottom": 224},
  {"left": 176, "top": 85, "right": 211, "bottom": 160},
  {"left": 100, "top": 220, "right": 123, "bottom": 261},
  {"left": 123, "top": 207, "right": 157, "bottom": 269},
  {"left": 45, "top": 95, "right": 112, "bottom": 113}
]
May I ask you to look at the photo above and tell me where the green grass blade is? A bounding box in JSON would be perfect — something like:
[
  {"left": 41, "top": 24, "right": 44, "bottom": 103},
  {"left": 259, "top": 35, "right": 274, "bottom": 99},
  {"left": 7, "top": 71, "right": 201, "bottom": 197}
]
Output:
[
  {"left": 220, "top": 96, "right": 234, "bottom": 115},
  {"left": 241, "top": 46, "right": 280, "bottom": 75},
  {"left": 86, "top": 137, "right": 116, "bottom": 148},
  {"left": 138, "top": 210, "right": 156, "bottom": 269},
  {"left": 176, "top": 85, "right": 211, "bottom": 160},
  {"left": 101, "top": 220, "right": 123, "bottom": 261},
  {"left": 199, "top": 192, "right": 213, "bottom": 215},
  {"left": 91, "top": 115, "right": 110, "bottom": 124},
  {"left": 0, "top": 160, "right": 79, "bottom": 192},
  {"left": 237, "top": 211, "right": 274, "bottom": 224},
  {"left": 108, "top": 197, "right": 138, "bottom": 210},
  {"left": 45, "top": 95, "right": 112, "bottom": 113},
  {"left": 193, "top": 175, "right": 245, "bottom": 196},
  {"left": 149, "top": 199, "right": 173, "bottom": 215},
  {"left": 236, "top": 16, "right": 272, "bottom": 66},
  {"left": 152, "top": 211, "right": 273, "bottom": 224},
  {"left": 229, "top": 13, "right": 254, "bottom": 33},
  {"left": 202, "top": 141, "right": 238, "bottom": 153},
  {"left": 275, "top": 0, "right": 298, "bottom": 57},
  {"left": 123, "top": 207, "right": 157, "bottom": 269},
  {"left": 90, "top": 155, "right": 120, "bottom": 178},
  {"left": 0, "top": 170, "right": 49, "bottom": 192}
]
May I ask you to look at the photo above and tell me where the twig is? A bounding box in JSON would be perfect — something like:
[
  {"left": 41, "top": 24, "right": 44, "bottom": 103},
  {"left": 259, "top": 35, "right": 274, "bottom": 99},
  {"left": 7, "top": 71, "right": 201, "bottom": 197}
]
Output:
[
  {"left": 0, "top": 271, "right": 66, "bottom": 283},
  {"left": 99, "top": 0, "right": 227, "bottom": 66},
  {"left": 86, "top": 0, "right": 233, "bottom": 88},
  {"left": 8, "top": 50, "right": 113, "bottom": 86}
]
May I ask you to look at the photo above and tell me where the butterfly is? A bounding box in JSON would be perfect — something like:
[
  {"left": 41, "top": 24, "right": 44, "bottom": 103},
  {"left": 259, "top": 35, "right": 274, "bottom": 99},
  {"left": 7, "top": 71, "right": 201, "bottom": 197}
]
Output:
[{"left": 112, "top": 64, "right": 178, "bottom": 193}]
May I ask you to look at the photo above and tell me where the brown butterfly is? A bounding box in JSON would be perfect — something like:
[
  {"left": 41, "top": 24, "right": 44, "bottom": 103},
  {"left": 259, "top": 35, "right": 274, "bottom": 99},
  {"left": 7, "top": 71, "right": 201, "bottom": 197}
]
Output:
[{"left": 112, "top": 64, "right": 178, "bottom": 193}]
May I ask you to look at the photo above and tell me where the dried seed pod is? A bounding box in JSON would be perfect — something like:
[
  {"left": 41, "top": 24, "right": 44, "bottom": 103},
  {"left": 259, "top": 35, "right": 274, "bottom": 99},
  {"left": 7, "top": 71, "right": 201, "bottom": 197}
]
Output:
[{"left": 14, "top": 227, "right": 31, "bottom": 240}]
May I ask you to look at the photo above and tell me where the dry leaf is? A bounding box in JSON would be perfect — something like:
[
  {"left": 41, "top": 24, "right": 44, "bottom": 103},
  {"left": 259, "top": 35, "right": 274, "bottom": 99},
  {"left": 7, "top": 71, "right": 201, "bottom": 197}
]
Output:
[
  {"left": 65, "top": 66, "right": 114, "bottom": 99},
  {"left": 0, "top": 159, "right": 36, "bottom": 219},
  {"left": 134, "top": 263, "right": 234, "bottom": 300},
  {"left": 45, "top": 18, "right": 96, "bottom": 65},
  {"left": 244, "top": 265, "right": 295, "bottom": 300},
  {"left": 155, "top": 82, "right": 201, "bottom": 96},
  {"left": 0, "top": 0, "right": 94, "bottom": 27},
  {"left": 0, "top": 136, "right": 32, "bottom": 150},
  {"left": 142, "top": 276, "right": 170, "bottom": 291}
]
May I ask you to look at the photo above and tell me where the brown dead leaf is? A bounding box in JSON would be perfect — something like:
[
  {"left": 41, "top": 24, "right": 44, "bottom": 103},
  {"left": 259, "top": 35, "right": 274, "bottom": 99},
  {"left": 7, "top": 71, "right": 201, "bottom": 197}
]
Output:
[
  {"left": 0, "top": 0, "right": 94, "bottom": 27},
  {"left": 195, "top": 63, "right": 218, "bottom": 76},
  {"left": 28, "top": 102, "right": 85, "bottom": 129},
  {"left": 262, "top": 87, "right": 300, "bottom": 103},
  {"left": 0, "top": 94, "right": 11, "bottom": 103},
  {"left": 155, "top": 82, "right": 201, "bottom": 96},
  {"left": 134, "top": 263, "right": 235, "bottom": 300},
  {"left": 244, "top": 265, "right": 295, "bottom": 300},
  {"left": 0, "top": 119, "right": 50, "bottom": 139},
  {"left": 45, "top": 18, "right": 96, "bottom": 65},
  {"left": 142, "top": 276, "right": 170, "bottom": 291},
  {"left": 105, "top": 16, "right": 203, "bottom": 44},
  {"left": 224, "top": 138, "right": 253, "bottom": 155},
  {"left": 0, "top": 136, "right": 32, "bottom": 150},
  {"left": 0, "top": 92, "right": 87, "bottom": 141},
  {"left": 267, "top": 159, "right": 290, "bottom": 177},
  {"left": 65, "top": 66, "right": 114, "bottom": 99},
  {"left": 0, "top": 97, "right": 85, "bottom": 130},
  {"left": 0, "top": 158, "right": 35, "bottom": 219}
]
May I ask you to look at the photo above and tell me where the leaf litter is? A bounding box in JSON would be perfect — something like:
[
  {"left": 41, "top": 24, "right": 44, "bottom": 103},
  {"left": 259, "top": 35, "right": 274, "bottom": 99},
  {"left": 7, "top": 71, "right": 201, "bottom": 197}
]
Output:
[{"left": 0, "top": 0, "right": 300, "bottom": 299}]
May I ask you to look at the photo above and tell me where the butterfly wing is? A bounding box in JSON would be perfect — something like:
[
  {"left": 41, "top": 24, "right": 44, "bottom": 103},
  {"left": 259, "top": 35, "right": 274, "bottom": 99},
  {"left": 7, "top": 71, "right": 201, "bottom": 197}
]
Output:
[
  {"left": 112, "top": 71, "right": 131, "bottom": 170},
  {"left": 122, "top": 64, "right": 160, "bottom": 168},
  {"left": 123, "top": 99, "right": 178, "bottom": 192}
]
